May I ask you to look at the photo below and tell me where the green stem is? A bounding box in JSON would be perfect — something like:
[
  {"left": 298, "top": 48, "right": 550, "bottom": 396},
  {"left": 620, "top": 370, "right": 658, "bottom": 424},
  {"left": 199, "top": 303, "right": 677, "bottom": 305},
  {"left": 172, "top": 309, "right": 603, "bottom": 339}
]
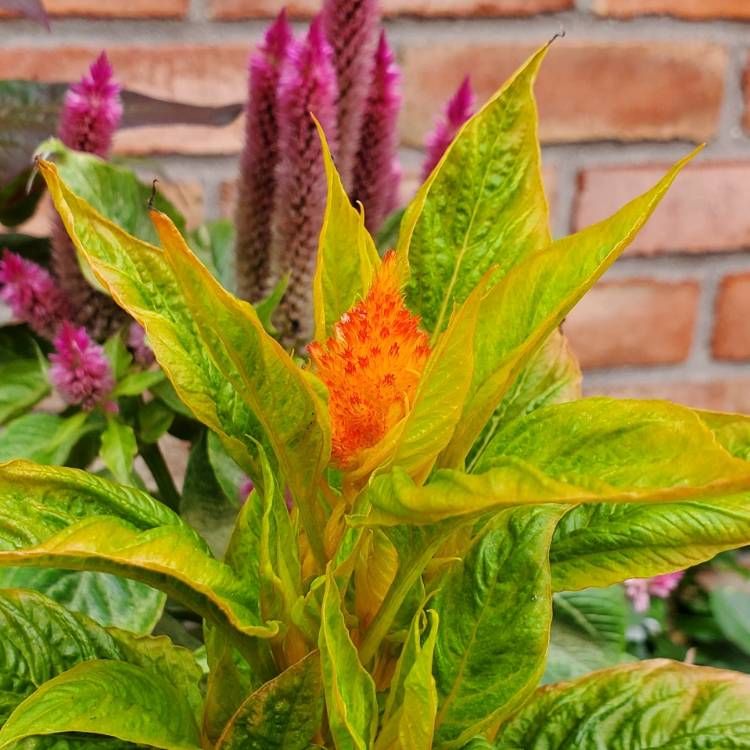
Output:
[{"left": 140, "top": 441, "right": 181, "bottom": 513}]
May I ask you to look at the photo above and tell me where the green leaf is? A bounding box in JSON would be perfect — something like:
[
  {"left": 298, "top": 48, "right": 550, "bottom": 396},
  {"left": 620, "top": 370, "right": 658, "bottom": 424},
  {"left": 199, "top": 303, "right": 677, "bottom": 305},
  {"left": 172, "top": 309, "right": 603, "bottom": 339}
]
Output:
[
  {"left": 319, "top": 566, "right": 378, "bottom": 750},
  {"left": 553, "top": 587, "right": 627, "bottom": 652},
  {"left": 0, "top": 588, "right": 199, "bottom": 726},
  {"left": 312, "top": 118, "right": 381, "bottom": 342},
  {"left": 207, "top": 431, "right": 247, "bottom": 506},
  {"left": 440, "top": 150, "right": 699, "bottom": 468},
  {"left": 111, "top": 370, "right": 165, "bottom": 397},
  {"left": 0, "top": 461, "right": 278, "bottom": 659},
  {"left": 39, "top": 138, "right": 186, "bottom": 243},
  {"left": 181, "top": 431, "right": 239, "bottom": 558},
  {"left": 467, "top": 330, "right": 580, "bottom": 472},
  {"left": 0, "top": 568, "right": 164, "bottom": 634},
  {"left": 0, "top": 356, "right": 50, "bottom": 425},
  {"left": 103, "top": 333, "right": 132, "bottom": 381},
  {"left": 376, "top": 610, "right": 439, "bottom": 750},
  {"left": 399, "top": 46, "right": 551, "bottom": 335},
  {"left": 0, "top": 412, "right": 96, "bottom": 465},
  {"left": 696, "top": 410, "right": 750, "bottom": 461},
  {"left": 188, "top": 219, "right": 236, "bottom": 293},
  {"left": 100, "top": 420, "right": 137, "bottom": 485},
  {"left": 137, "top": 399, "right": 174, "bottom": 444},
  {"left": 711, "top": 587, "right": 750, "bottom": 658},
  {"left": 216, "top": 652, "right": 324, "bottom": 750},
  {"left": 375, "top": 208, "right": 404, "bottom": 254},
  {"left": 494, "top": 660, "right": 750, "bottom": 749},
  {"left": 432, "top": 505, "right": 564, "bottom": 748},
  {"left": 0, "top": 660, "right": 201, "bottom": 750}
]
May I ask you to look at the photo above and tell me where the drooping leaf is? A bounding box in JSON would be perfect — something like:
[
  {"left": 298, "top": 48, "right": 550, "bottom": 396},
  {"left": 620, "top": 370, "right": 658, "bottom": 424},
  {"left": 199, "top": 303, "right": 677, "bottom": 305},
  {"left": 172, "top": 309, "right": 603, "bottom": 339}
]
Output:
[
  {"left": 399, "top": 45, "right": 551, "bottom": 335},
  {"left": 467, "top": 330, "right": 580, "bottom": 472},
  {"left": 319, "top": 566, "right": 378, "bottom": 750},
  {"left": 440, "top": 150, "right": 699, "bottom": 468},
  {"left": 494, "top": 660, "right": 750, "bottom": 749},
  {"left": 0, "top": 660, "right": 201, "bottom": 750},
  {"left": 0, "top": 461, "right": 277, "bottom": 661},
  {"left": 312, "top": 119, "right": 380, "bottom": 342},
  {"left": 696, "top": 409, "right": 750, "bottom": 461},
  {"left": 376, "top": 610, "right": 439, "bottom": 750},
  {"left": 432, "top": 505, "right": 564, "bottom": 748},
  {"left": 0, "top": 567, "right": 164, "bottom": 634},
  {"left": 0, "top": 412, "right": 97, "bottom": 465},
  {"left": 0, "top": 588, "right": 200, "bottom": 726},
  {"left": 216, "top": 652, "right": 324, "bottom": 750}
]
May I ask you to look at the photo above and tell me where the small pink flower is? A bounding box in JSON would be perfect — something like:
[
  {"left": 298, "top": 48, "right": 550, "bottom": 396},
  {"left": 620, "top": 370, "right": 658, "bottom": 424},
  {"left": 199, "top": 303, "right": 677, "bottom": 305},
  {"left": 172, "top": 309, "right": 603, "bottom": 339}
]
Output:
[
  {"left": 0, "top": 250, "right": 71, "bottom": 339},
  {"left": 127, "top": 322, "right": 155, "bottom": 368},
  {"left": 239, "top": 477, "right": 255, "bottom": 504},
  {"left": 625, "top": 571, "right": 684, "bottom": 613},
  {"left": 422, "top": 76, "right": 475, "bottom": 180},
  {"left": 50, "top": 322, "right": 115, "bottom": 411},
  {"left": 58, "top": 51, "right": 122, "bottom": 158}
]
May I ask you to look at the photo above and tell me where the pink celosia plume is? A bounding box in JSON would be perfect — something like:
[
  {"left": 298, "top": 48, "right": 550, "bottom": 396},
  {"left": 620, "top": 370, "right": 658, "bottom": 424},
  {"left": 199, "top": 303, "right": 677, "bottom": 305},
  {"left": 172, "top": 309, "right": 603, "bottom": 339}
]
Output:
[
  {"left": 625, "top": 571, "right": 685, "bottom": 613},
  {"left": 58, "top": 51, "right": 122, "bottom": 158},
  {"left": 49, "top": 322, "right": 115, "bottom": 411},
  {"left": 422, "top": 76, "right": 475, "bottom": 180},
  {"left": 235, "top": 10, "right": 294, "bottom": 303},
  {"left": 321, "top": 0, "right": 379, "bottom": 190},
  {"left": 271, "top": 17, "right": 339, "bottom": 344},
  {"left": 54, "top": 52, "right": 128, "bottom": 340},
  {"left": 0, "top": 249, "right": 70, "bottom": 339},
  {"left": 350, "top": 31, "right": 401, "bottom": 233}
]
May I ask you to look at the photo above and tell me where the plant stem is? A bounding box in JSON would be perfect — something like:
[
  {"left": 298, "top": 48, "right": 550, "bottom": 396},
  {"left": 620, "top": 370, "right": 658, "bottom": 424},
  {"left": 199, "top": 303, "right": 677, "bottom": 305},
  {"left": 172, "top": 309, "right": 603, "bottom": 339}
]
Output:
[{"left": 140, "top": 440, "right": 181, "bottom": 512}]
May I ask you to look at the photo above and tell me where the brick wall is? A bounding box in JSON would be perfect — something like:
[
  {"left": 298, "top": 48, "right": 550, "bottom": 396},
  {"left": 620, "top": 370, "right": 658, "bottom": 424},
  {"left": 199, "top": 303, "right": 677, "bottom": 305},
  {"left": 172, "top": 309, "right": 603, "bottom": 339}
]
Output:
[{"left": 2, "top": 0, "right": 750, "bottom": 412}]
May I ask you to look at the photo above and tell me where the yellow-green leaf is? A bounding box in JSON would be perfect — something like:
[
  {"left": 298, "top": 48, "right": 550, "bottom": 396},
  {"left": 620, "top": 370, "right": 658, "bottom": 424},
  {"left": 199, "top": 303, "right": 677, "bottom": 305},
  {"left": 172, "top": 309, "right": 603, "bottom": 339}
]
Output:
[
  {"left": 399, "top": 45, "right": 551, "bottom": 335},
  {"left": 312, "top": 119, "right": 381, "bottom": 342},
  {"left": 440, "top": 149, "right": 700, "bottom": 468}
]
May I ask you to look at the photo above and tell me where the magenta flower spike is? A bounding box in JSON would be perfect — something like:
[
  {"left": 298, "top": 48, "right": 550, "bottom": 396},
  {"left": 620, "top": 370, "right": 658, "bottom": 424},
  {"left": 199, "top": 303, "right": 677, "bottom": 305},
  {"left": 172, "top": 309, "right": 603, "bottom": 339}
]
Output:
[
  {"left": 235, "top": 9, "right": 294, "bottom": 303},
  {"left": 421, "top": 76, "right": 475, "bottom": 181},
  {"left": 58, "top": 51, "right": 123, "bottom": 158},
  {"left": 321, "top": 0, "right": 380, "bottom": 189},
  {"left": 49, "top": 322, "right": 115, "bottom": 411},
  {"left": 271, "top": 17, "right": 338, "bottom": 343},
  {"left": 54, "top": 52, "right": 128, "bottom": 340},
  {"left": 350, "top": 31, "right": 401, "bottom": 233},
  {"left": 0, "top": 249, "right": 70, "bottom": 339},
  {"left": 625, "top": 571, "right": 685, "bottom": 613}
]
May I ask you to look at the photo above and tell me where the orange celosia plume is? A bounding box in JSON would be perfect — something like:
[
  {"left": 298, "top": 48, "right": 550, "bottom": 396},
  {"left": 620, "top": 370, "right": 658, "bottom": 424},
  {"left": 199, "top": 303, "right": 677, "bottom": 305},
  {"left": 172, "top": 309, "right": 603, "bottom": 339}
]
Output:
[{"left": 309, "top": 251, "right": 431, "bottom": 469}]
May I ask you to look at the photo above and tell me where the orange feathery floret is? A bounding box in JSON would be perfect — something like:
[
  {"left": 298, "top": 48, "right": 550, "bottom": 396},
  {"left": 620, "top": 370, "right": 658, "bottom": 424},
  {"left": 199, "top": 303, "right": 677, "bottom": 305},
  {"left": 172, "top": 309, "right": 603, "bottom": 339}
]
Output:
[{"left": 308, "top": 251, "right": 431, "bottom": 469}]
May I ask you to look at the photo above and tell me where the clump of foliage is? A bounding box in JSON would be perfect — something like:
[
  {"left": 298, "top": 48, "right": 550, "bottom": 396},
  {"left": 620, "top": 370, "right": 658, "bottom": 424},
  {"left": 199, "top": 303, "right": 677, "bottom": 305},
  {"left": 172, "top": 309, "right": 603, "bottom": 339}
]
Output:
[{"left": 2, "top": 41, "right": 750, "bottom": 748}]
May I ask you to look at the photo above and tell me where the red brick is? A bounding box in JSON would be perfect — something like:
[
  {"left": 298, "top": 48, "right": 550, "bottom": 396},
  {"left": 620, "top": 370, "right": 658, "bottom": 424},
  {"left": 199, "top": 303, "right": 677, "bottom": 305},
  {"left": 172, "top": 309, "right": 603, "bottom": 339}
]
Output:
[
  {"left": 574, "top": 162, "right": 750, "bottom": 256},
  {"left": 585, "top": 379, "right": 750, "bottom": 413},
  {"left": 593, "top": 0, "right": 750, "bottom": 20},
  {"left": 401, "top": 42, "right": 726, "bottom": 147},
  {"left": 713, "top": 273, "right": 750, "bottom": 361},
  {"left": 210, "top": 0, "right": 572, "bottom": 19},
  {"left": 0, "top": 45, "right": 249, "bottom": 155},
  {"left": 564, "top": 279, "right": 699, "bottom": 369},
  {"left": 0, "top": 0, "right": 187, "bottom": 18}
]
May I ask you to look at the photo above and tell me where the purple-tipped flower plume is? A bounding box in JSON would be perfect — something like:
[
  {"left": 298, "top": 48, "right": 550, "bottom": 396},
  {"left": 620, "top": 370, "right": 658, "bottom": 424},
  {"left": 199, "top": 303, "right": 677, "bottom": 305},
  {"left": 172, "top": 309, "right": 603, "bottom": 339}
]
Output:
[
  {"left": 235, "top": 10, "right": 294, "bottom": 303},
  {"left": 50, "top": 322, "right": 115, "bottom": 411},
  {"left": 58, "top": 51, "right": 122, "bottom": 158},
  {"left": 422, "top": 76, "right": 475, "bottom": 180},
  {"left": 54, "top": 52, "right": 128, "bottom": 340},
  {"left": 271, "top": 18, "right": 338, "bottom": 344},
  {"left": 321, "top": 0, "right": 379, "bottom": 189},
  {"left": 350, "top": 31, "right": 401, "bottom": 233},
  {"left": 0, "top": 250, "right": 70, "bottom": 339},
  {"left": 625, "top": 571, "right": 685, "bottom": 613}
]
